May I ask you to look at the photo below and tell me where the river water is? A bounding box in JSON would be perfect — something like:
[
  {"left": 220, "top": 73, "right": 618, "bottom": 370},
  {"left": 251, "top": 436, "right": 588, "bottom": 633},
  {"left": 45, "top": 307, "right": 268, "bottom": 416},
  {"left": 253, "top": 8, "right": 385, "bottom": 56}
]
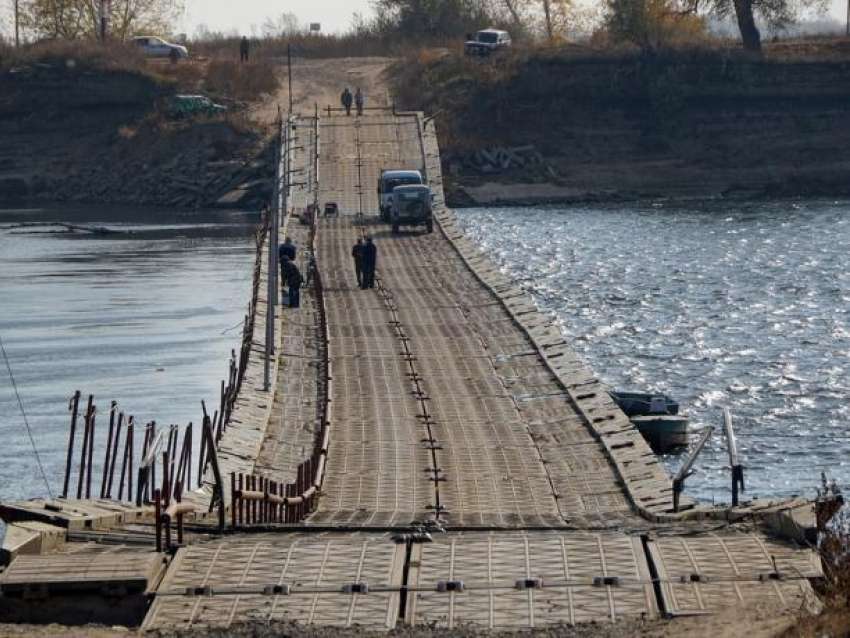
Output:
[
  {"left": 456, "top": 200, "right": 849, "bottom": 504},
  {"left": 0, "top": 205, "right": 256, "bottom": 542}
]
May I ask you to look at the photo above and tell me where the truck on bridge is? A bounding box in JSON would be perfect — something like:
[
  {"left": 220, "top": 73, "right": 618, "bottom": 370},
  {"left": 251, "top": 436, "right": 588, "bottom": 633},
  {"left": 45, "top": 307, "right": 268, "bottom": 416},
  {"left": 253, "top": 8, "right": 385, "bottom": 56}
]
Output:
[
  {"left": 390, "top": 184, "right": 434, "bottom": 234},
  {"left": 377, "top": 169, "right": 423, "bottom": 222}
]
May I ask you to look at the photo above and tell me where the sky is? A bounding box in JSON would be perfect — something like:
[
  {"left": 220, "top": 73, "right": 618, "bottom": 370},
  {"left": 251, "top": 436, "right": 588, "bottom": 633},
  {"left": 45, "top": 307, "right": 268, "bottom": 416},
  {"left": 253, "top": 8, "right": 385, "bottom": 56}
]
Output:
[
  {"left": 176, "top": 0, "right": 850, "bottom": 39},
  {"left": 178, "top": 0, "right": 376, "bottom": 37}
]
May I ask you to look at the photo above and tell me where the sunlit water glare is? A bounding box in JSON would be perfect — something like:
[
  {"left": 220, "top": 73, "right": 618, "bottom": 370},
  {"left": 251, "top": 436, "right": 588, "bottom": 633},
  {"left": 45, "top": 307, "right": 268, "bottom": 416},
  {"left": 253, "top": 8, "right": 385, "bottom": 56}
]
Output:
[{"left": 456, "top": 200, "right": 849, "bottom": 504}]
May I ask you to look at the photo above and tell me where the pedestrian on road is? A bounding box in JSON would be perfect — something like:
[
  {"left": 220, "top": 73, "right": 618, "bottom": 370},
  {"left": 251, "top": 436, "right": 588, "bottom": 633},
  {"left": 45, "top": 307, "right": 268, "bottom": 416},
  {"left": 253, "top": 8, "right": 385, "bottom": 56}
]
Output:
[
  {"left": 341, "top": 88, "right": 353, "bottom": 116},
  {"left": 240, "top": 36, "right": 249, "bottom": 62},
  {"left": 280, "top": 256, "right": 303, "bottom": 307},
  {"left": 351, "top": 238, "right": 364, "bottom": 288},
  {"left": 354, "top": 88, "right": 364, "bottom": 116},
  {"left": 361, "top": 236, "right": 377, "bottom": 289},
  {"left": 279, "top": 236, "right": 296, "bottom": 262}
]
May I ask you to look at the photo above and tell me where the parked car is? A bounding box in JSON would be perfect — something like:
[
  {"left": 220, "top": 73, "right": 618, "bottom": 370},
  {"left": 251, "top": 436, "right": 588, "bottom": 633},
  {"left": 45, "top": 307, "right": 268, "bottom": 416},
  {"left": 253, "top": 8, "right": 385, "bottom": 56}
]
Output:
[
  {"left": 131, "top": 36, "right": 188, "bottom": 59},
  {"left": 167, "top": 95, "right": 227, "bottom": 118},
  {"left": 464, "top": 29, "right": 511, "bottom": 56}
]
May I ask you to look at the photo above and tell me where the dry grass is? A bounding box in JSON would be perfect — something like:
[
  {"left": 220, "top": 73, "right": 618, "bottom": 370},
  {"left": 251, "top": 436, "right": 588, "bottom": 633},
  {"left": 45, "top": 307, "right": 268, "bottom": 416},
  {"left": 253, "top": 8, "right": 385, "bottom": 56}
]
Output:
[
  {"left": 0, "top": 39, "right": 146, "bottom": 72},
  {"left": 0, "top": 39, "right": 280, "bottom": 107},
  {"left": 192, "top": 33, "right": 390, "bottom": 61},
  {"left": 205, "top": 58, "right": 280, "bottom": 102}
]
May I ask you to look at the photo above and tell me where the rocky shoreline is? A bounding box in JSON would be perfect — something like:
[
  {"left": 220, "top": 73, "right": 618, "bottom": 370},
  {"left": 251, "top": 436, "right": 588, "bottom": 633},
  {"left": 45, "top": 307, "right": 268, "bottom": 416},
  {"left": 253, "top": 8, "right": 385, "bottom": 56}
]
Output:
[{"left": 0, "top": 64, "right": 274, "bottom": 212}]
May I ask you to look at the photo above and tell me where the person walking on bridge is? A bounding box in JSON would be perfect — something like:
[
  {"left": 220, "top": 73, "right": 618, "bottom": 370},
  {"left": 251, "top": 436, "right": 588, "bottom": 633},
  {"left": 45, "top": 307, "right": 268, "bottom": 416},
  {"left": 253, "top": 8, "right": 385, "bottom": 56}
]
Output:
[
  {"left": 351, "top": 238, "right": 364, "bottom": 288},
  {"left": 278, "top": 236, "right": 296, "bottom": 299},
  {"left": 280, "top": 256, "right": 303, "bottom": 308},
  {"left": 279, "top": 236, "right": 296, "bottom": 261},
  {"left": 341, "top": 88, "right": 353, "bottom": 116},
  {"left": 354, "top": 88, "right": 364, "bottom": 116},
  {"left": 361, "top": 236, "right": 377, "bottom": 289}
]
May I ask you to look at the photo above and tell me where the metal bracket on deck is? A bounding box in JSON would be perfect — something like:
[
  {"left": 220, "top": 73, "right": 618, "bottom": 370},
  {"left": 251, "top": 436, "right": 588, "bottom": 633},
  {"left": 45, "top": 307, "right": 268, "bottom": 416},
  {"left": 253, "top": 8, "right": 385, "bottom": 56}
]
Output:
[
  {"left": 342, "top": 582, "right": 370, "bottom": 594},
  {"left": 593, "top": 576, "right": 622, "bottom": 587},
  {"left": 437, "top": 580, "right": 465, "bottom": 592},
  {"left": 515, "top": 578, "right": 544, "bottom": 590}
]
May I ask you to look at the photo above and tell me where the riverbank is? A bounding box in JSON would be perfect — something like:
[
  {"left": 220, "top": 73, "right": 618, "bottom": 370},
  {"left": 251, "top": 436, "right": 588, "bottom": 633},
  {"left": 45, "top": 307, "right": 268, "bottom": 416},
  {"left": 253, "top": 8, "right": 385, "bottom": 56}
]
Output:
[
  {"left": 7, "top": 42, "right": 850, "bottom": 211},
  {"left": 392, "top": 39, "right": 850, "bottom": 207},
  {"left": 0, "top": 45, "right": 277, "bottom": 210}
]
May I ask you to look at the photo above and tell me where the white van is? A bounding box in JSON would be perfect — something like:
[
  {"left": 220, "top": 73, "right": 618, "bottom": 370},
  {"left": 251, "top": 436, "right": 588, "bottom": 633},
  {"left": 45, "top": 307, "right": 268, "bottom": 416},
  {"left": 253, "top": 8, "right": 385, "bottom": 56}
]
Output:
[
  {"left": 464, "top": 29, "right": 511, "bottom": 56},
  {"left": 377, "top": 169, "right": 423, "bottom": 221}
]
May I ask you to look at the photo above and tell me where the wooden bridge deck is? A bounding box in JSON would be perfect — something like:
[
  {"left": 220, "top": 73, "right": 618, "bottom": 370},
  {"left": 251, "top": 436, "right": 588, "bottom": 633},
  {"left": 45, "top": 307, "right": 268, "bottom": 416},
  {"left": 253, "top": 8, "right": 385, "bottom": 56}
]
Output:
[{"left": 308, "top": 113, "right": 649, "bottom": 529}]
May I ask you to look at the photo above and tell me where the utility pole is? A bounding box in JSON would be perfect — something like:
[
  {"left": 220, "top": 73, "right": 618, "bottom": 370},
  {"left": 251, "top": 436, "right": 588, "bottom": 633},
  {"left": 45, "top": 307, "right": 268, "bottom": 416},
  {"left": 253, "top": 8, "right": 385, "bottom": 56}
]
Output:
[
  {"left": 287, "top": 44, "right": 293, "bottom": 115},
  {"left": 100, "top": 0, "right": 109, "bottom": 40},
  {"left": 14, "top": 0, "right": 20, "bottom": 47}
]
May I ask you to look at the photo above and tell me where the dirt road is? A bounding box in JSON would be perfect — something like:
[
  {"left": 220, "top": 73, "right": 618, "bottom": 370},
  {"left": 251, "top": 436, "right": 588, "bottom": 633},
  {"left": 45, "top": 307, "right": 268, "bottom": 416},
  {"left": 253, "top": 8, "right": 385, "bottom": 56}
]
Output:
[{"left": 252, "top": 57, "right": 394, "bottom": 124}]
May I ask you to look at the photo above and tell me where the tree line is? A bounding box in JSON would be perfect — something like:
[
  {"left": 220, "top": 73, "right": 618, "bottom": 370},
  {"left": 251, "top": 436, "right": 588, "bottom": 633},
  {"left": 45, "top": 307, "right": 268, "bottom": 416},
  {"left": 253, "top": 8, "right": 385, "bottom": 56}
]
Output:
[
  {"left": 11, "top": 0, "right": 183, "bottom": 42},
  {"left": 6, "top": 0, "right": 827, "bottom": 54},
  {"left": 357, "top": 0, "right": 825, "bottom": 52}
]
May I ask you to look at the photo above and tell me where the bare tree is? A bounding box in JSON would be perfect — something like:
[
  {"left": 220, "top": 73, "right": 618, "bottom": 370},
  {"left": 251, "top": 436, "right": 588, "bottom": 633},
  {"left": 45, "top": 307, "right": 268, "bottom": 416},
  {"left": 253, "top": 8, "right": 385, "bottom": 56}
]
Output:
[
  {"left": 18, "top": 0, "right": 183, "bottom": 40},
  {"left": 692, "top": 0, "right": 825, "bottom": 52},
  {"left": 262, "top": 12, "right": 301, "bottom": 38}
]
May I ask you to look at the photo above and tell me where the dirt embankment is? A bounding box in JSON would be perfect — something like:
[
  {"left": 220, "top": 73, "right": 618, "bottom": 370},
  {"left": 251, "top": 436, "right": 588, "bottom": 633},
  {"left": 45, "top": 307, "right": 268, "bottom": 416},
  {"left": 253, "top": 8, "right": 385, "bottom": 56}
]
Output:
[
  {"left": 0, "top": 56, "right": 395, "bottom": 210},
  {"left": 391, "top": 44, "right": 850, "bottom": 206},
  {"left": 0, "top": 64, "right": 272, "bottom": 209}
]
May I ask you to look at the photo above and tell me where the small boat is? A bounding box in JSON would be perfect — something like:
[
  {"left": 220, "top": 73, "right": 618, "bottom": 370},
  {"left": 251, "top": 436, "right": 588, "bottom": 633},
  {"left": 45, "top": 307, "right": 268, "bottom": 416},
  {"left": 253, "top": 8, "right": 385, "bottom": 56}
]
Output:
[
  {"left": 608, "top": 390, "right": 679, "bottom": 417},
  {"left": 628, "top": 415, "right": 691, "bottom": 451},
  {"left": 609, "top": 390, "right": 689, "bottom": 451}
]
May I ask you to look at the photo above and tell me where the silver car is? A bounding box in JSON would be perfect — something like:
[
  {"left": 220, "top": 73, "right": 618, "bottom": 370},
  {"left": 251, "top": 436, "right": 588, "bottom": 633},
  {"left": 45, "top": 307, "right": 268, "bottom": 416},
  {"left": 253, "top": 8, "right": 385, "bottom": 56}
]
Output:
[{"left": 131, "top": 36, "right": 188, "bottom": 59}]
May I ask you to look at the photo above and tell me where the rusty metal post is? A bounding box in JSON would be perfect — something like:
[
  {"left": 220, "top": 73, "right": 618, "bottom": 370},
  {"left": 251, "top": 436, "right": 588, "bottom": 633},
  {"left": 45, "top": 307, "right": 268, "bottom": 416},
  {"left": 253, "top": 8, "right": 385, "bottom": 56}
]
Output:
[
  {"left": 149, "top": 422, "right": 158, "bottom": 503},
  {"left": 198, "top": 417, "right": 207, "bottom": 488},
  {"left": 154, "top": 488, "right": 162, "bottom": 552},
  {"left": 126, "top": 419, "right": 134, "bottom": 501},
  {"left": 77, "top": 395, "right": 94, "bottom": 499},
  {"left": 260, "top": 476, "right": 267, "bottom": 524},
  {"left": 163, "top": 508, "right": 171, "bottom": 552},
  {"left": 251, "top": 475, "right": 257, "bottom": 524},
  {"left": 85, "top": 402, "right": 97, "bottom": 499},
  {"left": 162, "top": 450, "right": 170, "bottom": 506},
  {"left": 101, "top": 401, "right": 116, "bottom": 498},
  {"left": 175, "top": 481, "right": 184, "bottom": 545},
  {"left": 231, "top": 472, "right": 237, "bottom": 529},
  {"left": 106, "top": 411, "right": 123, "bottom": 498},
  {"left": 217, "top": 381, "right": 226, "bottom": 441},
  {"left": 296, "top": 464, "right": 304, "bottom": 520},
  {"left": 62, "top": 391, "right": 81, "bottom": 499},
  {"left": 238, "top": 473, "right": 244, "bottom": 526}
]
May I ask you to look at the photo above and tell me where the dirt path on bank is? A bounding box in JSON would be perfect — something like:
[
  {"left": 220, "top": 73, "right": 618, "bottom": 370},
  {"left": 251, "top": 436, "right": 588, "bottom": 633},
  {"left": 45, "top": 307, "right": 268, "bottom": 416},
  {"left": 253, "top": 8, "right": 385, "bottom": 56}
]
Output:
[{"left": 252, "top": 57, "right": 394, "bottom": 124}]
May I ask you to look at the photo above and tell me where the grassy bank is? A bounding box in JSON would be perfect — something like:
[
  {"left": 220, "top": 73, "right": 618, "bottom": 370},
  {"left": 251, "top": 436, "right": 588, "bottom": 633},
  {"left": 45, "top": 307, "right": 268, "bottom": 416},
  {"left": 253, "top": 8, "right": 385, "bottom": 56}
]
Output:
[{"left": 390, "top": 39, "right": 850, "bottom": 203}]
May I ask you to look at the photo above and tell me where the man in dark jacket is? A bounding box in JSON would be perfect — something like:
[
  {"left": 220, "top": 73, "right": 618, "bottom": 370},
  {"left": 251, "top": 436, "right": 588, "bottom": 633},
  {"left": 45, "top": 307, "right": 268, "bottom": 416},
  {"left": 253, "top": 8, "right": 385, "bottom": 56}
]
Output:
[
  {"left": 240, "top": 36, "right": 249, "bottom": 62},
  {"left": 341, "top": 88, "right": 353, "bottom": 116},
  {"left": 280, "top": 256, "right": 302, "bottom": 307},
  {"left": 279, "top": 236, "right": 296, "bottom": 262},
  {"left": 361, "top": 236, "right": 377, "bottom": 289},
  {"left": 354, "top": 88, "right": 364, "bottom": 116},
  {"left": 351, "top": 238, "right": 364, "bottom": 288}
]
